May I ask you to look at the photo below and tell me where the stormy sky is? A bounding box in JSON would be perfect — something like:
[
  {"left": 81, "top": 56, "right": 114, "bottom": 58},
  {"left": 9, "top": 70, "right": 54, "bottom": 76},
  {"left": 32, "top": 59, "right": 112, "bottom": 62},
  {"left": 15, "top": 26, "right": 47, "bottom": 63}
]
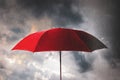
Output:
[{"left": 0, "top": 0, "right": 120, "bottom": 80}]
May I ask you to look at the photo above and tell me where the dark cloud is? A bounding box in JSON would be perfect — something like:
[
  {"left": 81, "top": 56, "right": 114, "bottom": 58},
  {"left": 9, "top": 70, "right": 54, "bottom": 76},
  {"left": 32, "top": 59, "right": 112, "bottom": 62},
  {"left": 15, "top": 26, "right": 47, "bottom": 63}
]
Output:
[
  {"left": 0, "top": 63, "right": 4, "bottom": 69},
  {"left": 0, "top": 0, "right": 29, "bottom": 42},
  {"left": 16, "top": 0, "right": 83, "bottom": 26},
  {"left": 83, "top": 0, "right": 120, "bottom": 68},
  {"left": 11, "top": 27, "right": 23, "bottom": 34},
  {"left": 100, "top": 0, "right": 120, "bottom": 65},
  {"left": 0, "top": 0, "right": 83, "bottom": 49},
  {"left": 72, "top": 52, "right": 93, "bottom": 73},
  {"left": 111, "top": 0, "right": 120, "bottom": 60},
  {"left": 0, "top": 0, "right": 6, "bottom": 8},
  {"left": 0, "top": 0, "right": 83, "bottom": 45}
]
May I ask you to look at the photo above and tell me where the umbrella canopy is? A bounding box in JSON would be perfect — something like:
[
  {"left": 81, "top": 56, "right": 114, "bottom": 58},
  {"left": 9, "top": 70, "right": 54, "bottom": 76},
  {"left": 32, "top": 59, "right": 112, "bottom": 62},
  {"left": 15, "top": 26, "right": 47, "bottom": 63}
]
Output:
[
  {"left": 12, "top": 28, "right": 106, "bottom": 52},
  {"left": 12, "top": 28, "right": 107, "bottom": 80}
]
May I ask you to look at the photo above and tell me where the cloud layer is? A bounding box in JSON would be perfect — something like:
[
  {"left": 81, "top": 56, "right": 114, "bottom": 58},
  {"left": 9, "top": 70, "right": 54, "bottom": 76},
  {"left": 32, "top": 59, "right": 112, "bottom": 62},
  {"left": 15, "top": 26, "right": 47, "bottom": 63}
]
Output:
[{"left": 0, "top": 0, "right": 120, "bottom": 80}]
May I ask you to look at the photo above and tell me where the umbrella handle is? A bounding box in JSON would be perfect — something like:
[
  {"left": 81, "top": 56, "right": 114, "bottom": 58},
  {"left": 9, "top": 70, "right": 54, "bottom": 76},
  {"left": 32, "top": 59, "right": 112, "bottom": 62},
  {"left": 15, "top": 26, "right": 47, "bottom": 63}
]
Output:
[{"left": 59, "top": 51, "right": 62, "bottom": 80}]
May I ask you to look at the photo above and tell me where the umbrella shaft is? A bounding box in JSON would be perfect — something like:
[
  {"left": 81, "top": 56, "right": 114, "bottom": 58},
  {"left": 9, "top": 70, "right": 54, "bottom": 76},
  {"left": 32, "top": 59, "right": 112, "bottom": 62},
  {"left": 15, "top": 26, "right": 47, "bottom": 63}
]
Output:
[{"left": 59, "top": 51, "right": 62, "bottom": 80}]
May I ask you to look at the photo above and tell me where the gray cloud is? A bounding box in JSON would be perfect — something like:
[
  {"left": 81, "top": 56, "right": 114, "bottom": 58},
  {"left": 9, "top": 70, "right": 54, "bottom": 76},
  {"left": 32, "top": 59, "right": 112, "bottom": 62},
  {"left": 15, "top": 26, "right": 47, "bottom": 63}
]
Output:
[
  {"left": 72, "top": 52, "right": 93, "bottom": 73},
  {"left": 16, "top": 0, "right": 83, "bottom": 26},
  {"left": 0, "top": 0, "right": 120, "bottom": 80},
  {"left": 0, "top": 0, "right": 82, "bottom": 44},
  {"left": 0, "top": 0, "right": 83, "bottom": 28}
]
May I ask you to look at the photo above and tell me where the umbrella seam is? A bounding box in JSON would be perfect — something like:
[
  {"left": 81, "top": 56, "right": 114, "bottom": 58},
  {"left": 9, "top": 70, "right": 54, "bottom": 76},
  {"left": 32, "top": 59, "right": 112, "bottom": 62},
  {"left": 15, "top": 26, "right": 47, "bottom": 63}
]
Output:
[
  {"left": 33, "top": 30, "right": 49, "bottom": 52},
  {"left": 70, "top": 30, "right": 92, "bottom": 52}
]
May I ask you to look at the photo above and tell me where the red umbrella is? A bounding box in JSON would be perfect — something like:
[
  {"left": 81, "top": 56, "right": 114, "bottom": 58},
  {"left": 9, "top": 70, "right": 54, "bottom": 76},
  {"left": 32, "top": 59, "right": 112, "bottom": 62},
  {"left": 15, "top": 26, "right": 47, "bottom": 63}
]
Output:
[{"left": 12, "top": 28, "right": 106, "bottom": 80}]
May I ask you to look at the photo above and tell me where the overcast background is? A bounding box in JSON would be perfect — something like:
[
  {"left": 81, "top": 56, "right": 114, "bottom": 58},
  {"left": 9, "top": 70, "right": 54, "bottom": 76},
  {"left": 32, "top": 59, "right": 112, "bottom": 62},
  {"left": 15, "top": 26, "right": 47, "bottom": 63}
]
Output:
[{"left": 0, "top": 0, "right": 120, "bottom": 80}]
